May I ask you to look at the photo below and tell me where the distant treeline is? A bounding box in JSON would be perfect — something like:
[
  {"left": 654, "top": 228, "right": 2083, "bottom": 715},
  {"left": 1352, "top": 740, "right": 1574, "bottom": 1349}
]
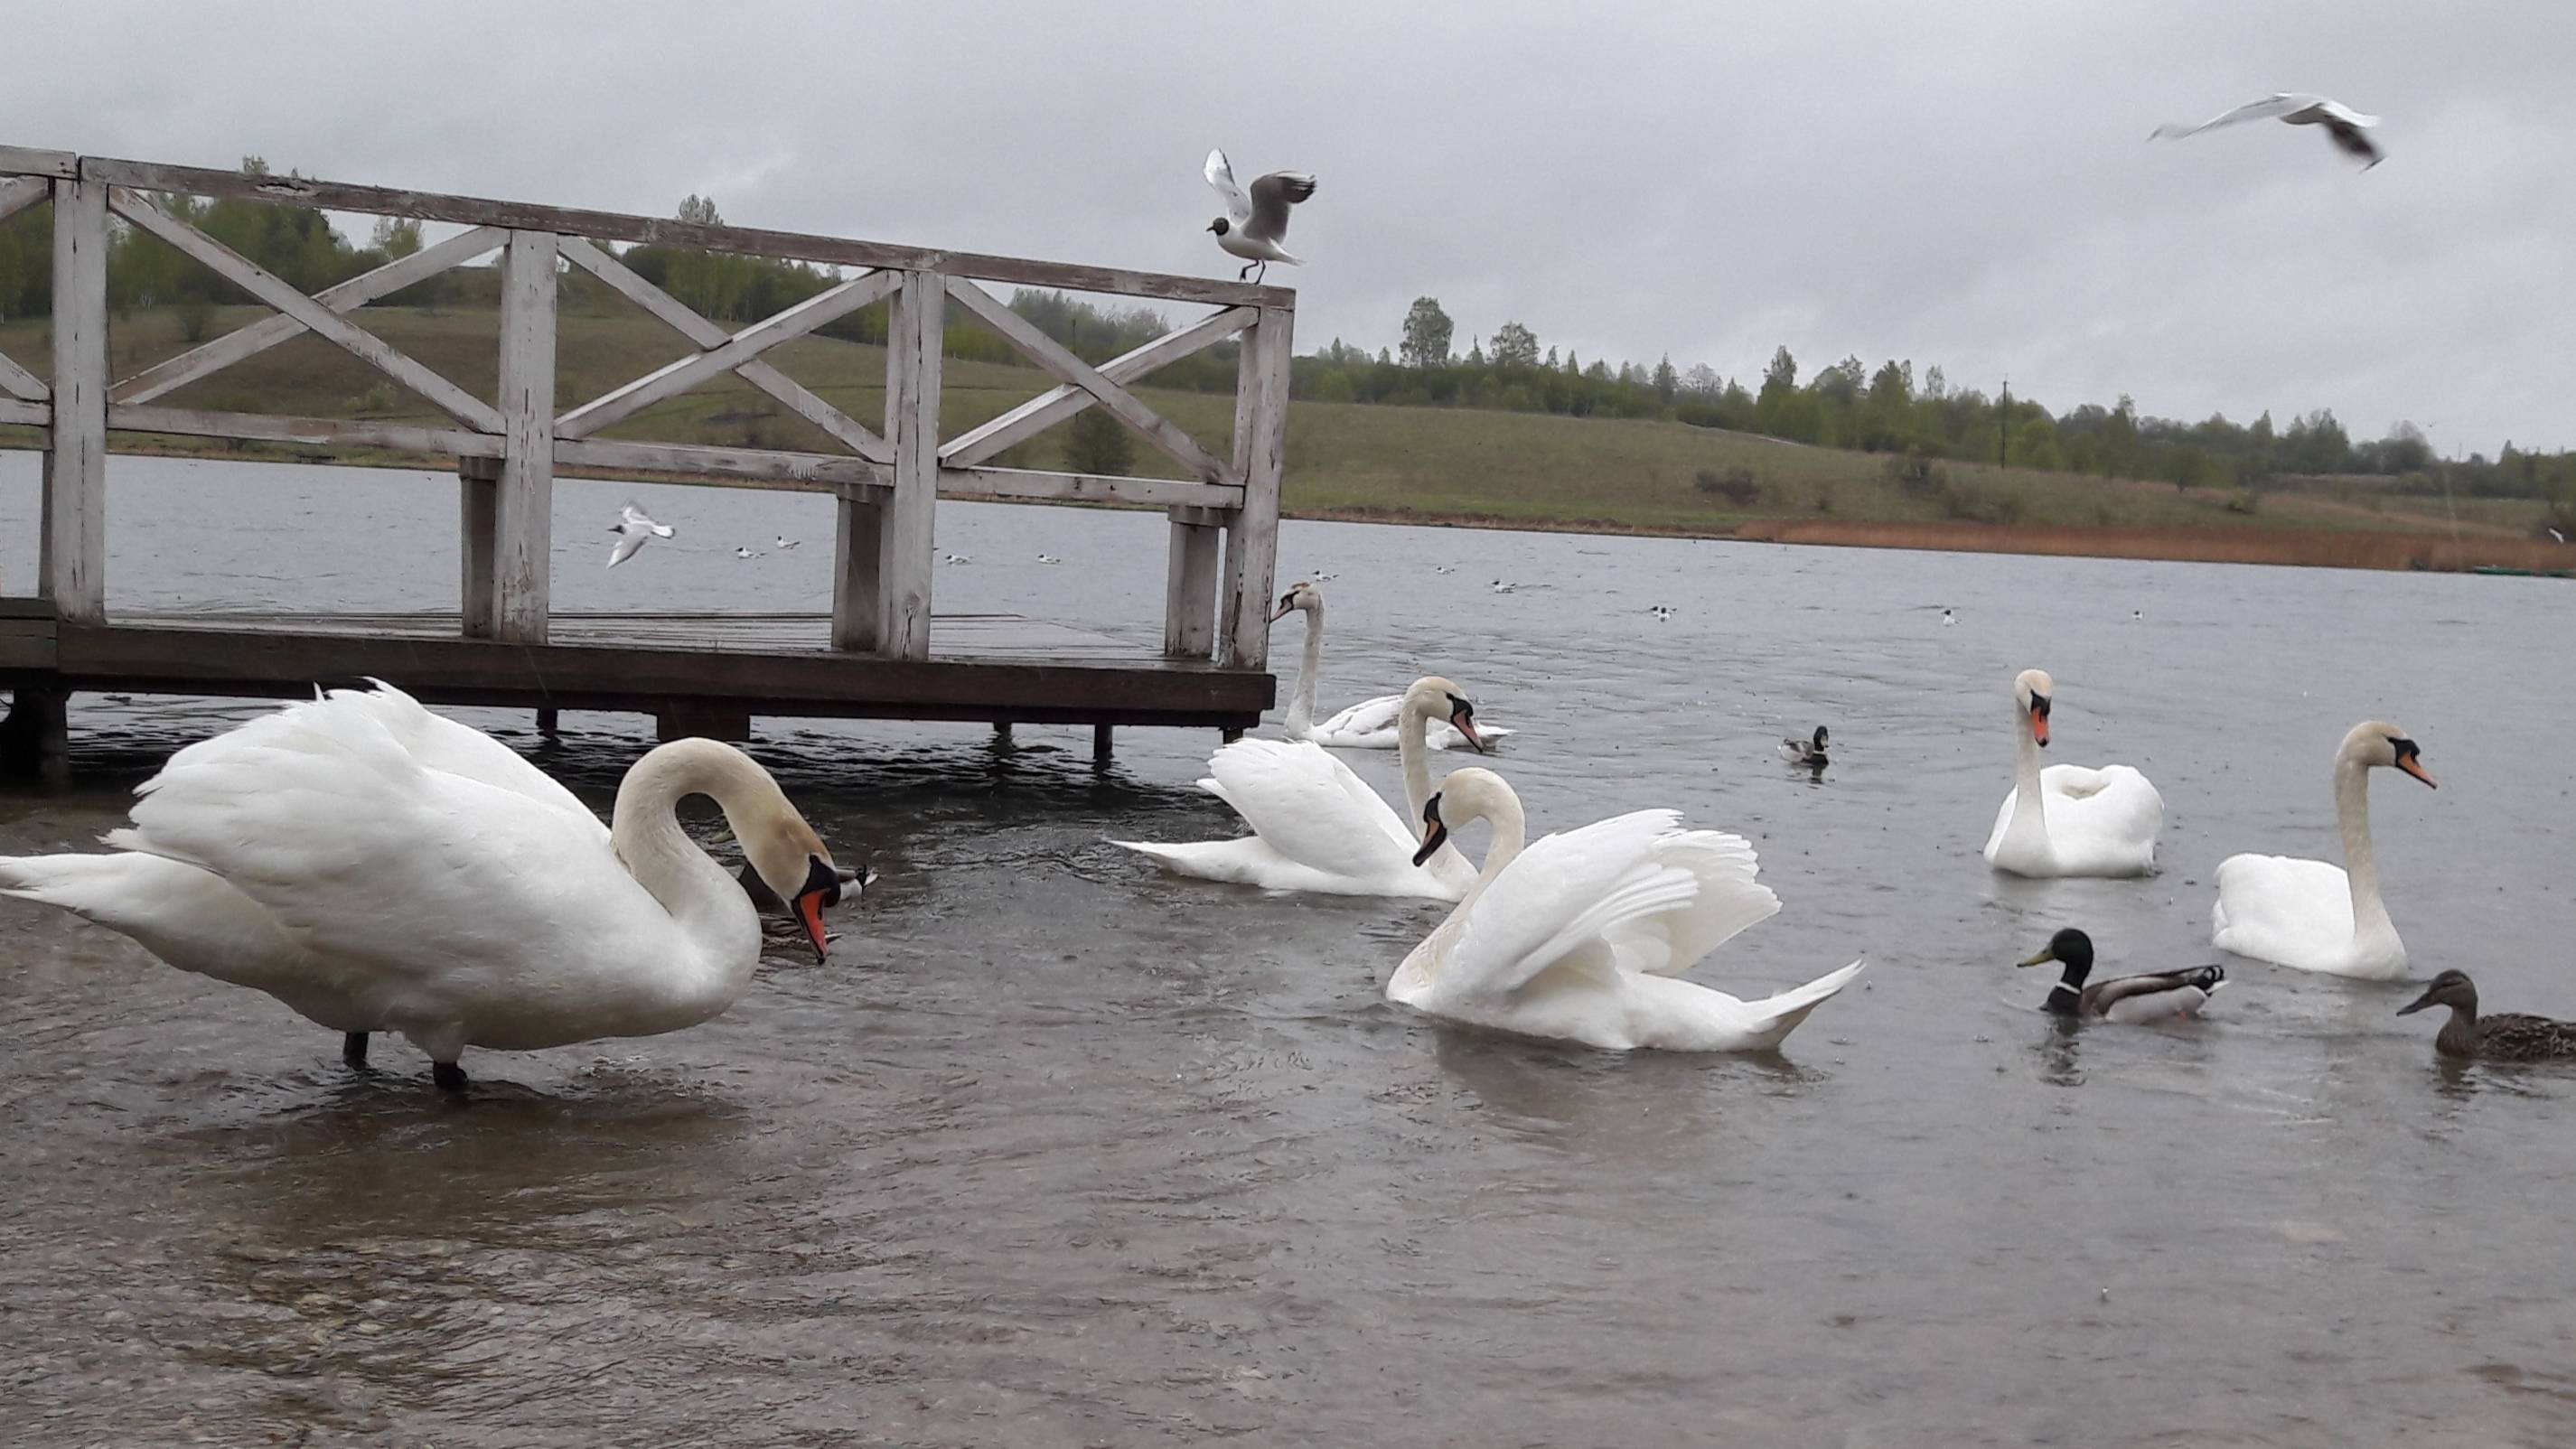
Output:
[{"left": 2, "top": 167, "right": 2563, "bottom": 509}]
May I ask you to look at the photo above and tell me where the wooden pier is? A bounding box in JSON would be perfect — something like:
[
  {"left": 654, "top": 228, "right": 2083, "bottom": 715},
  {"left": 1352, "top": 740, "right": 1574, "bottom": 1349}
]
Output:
[{"left": 0, "top": 145, "right": 1290, "bottom": 777}]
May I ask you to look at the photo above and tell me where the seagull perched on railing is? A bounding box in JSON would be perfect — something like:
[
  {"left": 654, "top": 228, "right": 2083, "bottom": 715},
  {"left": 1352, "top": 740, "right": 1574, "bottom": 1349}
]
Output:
[
  {"left": 1204, "top": 149, "right": 1316, "bottom": 284},
  {"left": 606, "top": 503, "right": 673, "bottom": 568},
  {"left": 2150, "top": 93, "right": 2384, "bottom": 169}
]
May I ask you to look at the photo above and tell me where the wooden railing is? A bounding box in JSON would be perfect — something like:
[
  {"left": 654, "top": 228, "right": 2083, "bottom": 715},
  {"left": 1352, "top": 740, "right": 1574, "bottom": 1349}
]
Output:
[{"left": 0, "top": 145, "right": 1292, "bottom": 669}]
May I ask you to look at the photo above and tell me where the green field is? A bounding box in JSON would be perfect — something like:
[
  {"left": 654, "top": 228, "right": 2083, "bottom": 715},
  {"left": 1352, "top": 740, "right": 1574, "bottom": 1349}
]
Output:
[{"left": 0, "top": 304, "right": 2524, "bottom": 540}]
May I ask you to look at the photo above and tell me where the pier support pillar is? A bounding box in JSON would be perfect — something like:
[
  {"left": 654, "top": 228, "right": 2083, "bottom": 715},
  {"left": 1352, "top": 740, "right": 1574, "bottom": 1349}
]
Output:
[
  {"left": 1092, "top": 724, "right": 1113, "bottom": 767},
  {"left": 536, "top": 706, "right": 559, "bottom": 737},
  {"left": 656, "top": 703, "right": 750, "bottom": 743},
  {"left": 991, "top": 721, "right": 1013, "bottom": 744},
  {"left": 460, "top": 455, "right": 501, "bottom": 639},
  {"left": 0, "top": 687, "right": 71, "bottom": 790}
]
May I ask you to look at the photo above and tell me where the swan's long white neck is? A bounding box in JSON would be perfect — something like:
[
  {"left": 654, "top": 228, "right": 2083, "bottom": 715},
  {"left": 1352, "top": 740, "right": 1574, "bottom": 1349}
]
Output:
[
  {"left": 2333, "top": 754, "right": 2394, "bottom": 941},
  {"left": 1414, "top": 786, "right": 1531, "bottom": 973},
  {"left": 2006, "top": 701, "right": 2050, "bottom": 850},
  {"left": 1282, "top": 604, "right": 1322, "bottom": 735},
  {"left": 609, "top": 740, "right": 768, "bottom": 1008}
]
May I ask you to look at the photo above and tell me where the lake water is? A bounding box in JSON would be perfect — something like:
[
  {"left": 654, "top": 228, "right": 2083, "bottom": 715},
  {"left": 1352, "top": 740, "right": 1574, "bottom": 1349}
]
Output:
[{"left": 4, "top": 455, "right": 2573, "bottom": 1447}]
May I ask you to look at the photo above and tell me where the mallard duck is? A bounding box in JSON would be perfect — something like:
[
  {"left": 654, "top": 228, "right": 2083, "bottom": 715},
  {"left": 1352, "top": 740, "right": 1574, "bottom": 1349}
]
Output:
[
  {"left": 1780, "top": 725, "right": 1830, "bottom": 768},
  {"left": 2017, "top": 928, "right": 2224, "bottom": 1023},
  {"left": 2397, "top": 970, "right": 2576, "bottom": 1061}
]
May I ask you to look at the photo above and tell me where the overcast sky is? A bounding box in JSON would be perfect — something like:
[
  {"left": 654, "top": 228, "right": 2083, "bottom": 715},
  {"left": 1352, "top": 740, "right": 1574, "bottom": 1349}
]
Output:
[{"left": 9, "top": 1, "right": 2569, "bottom": 451}]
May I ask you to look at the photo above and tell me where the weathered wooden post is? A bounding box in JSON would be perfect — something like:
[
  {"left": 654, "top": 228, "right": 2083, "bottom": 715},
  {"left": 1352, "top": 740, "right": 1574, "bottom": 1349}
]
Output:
[
  {"left": 459, "top": 453, "right": 501, "bottom": 638},
  {"left": 876, "top": 270, "right": 942, "bottom": 660},
  {"left": 44, "top": 169, "right": 107, "bottom": 623},
  {"left": 1218, "top": 305, "right": 1292, "bottom": 670},
  {"left": 492, "top": 230, "right": 558, "bottom": 643},
  {"left": 829, "top": 480, "right": 886, "bottom": 650},
  {"left": 1163, "top": 504, "right": 1224, "bottom": 659}
]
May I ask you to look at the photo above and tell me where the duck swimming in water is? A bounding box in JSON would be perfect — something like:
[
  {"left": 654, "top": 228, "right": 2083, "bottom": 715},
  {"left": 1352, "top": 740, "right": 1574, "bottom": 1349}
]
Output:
[
  {"left": 1780, "top": 725, "right": 1830, "bottom": 769},
  {"left": 2017, "top": 928, "right": 2224, "bottom": 1023},
  {"left": 2397, "top": 970, "right": 2576, "bottom": 1062}
]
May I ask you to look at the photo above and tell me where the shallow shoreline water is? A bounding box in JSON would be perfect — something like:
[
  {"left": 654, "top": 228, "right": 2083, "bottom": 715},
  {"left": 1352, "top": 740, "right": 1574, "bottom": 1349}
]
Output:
[{"left": 4, "top": 456, "right": 2572, "bottom": 1446}]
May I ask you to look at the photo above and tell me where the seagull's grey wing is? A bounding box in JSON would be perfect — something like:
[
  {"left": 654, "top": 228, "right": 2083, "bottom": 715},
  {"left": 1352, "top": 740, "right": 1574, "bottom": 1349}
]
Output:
[
  {"left": 2322, "top": 117, "right": 2384, "bottom": 167},
  {"left": 1246, "top": 172, "right": 1318, "bottom": 242},
  {"left": 1204, "top": 149, "right": 1251, "bottom": 223},
  {"left": 608, "top": 529, "right": 647, "bottom": 568},
  {"left": 2309, "top": 98, "right": 2380, "bottom": 128},
  {"left": 2149, "top": 92, "right": 2320, "bottom": 141}
]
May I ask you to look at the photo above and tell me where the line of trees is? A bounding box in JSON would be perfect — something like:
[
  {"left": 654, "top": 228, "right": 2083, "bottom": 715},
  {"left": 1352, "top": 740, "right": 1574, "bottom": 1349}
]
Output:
[{"left": 1288, "top": 298, "right": 2575, "bottom": 507}]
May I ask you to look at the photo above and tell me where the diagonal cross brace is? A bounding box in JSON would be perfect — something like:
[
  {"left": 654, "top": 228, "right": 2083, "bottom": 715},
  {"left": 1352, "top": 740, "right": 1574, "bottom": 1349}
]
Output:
[
  {"left": 112, "top": 225, "right": 504, "bottom": 405},
  {"left": 107, "top": 188, "right": 505, "bottom": 433},
  {"left": 941, "top": 304, "right": 1253, "bottom": 470},
  {"left": 558, "top": 237, "right": 892, "bottom": 463},
  {"left": 553, "top": 266, "right": 900, "bottom": 442},
  {"left": 942, "top": 276, "right": 1235, "bottom": 486}
]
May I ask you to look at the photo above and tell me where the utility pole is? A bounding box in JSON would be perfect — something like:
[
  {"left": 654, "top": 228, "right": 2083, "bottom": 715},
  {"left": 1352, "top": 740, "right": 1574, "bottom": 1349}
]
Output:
[{"left": 1998, "top": 379, "right": 2011, "bottom": 465}]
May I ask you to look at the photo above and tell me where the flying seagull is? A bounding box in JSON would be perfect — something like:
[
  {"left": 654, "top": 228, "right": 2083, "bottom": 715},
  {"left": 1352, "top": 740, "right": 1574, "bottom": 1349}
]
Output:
[
  {"left": 606, "top": 503, "right": 673, "bottom": 568},
  {"left": 1204, "top": 149, "right": 1316, "bottom": 284},
  {"left": 2150, "top": 93, "right": 2384, "bottom": 169}
]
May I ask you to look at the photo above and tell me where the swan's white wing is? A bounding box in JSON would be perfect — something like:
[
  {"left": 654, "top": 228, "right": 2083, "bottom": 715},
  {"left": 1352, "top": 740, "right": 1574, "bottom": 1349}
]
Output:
[
  {"left": 2151, "top": 93, "right": 2322, "bottom": 139},
  {"left": 1606, "top": 829, "right": 1781, "bottom": 977},
  {"left": 2037, "top": 763, "right": 2163, "bottom": 872},
  {"left": 1197, "top": 738, "right": 1420, "bottom": 873},
  {"left": 123, "top": 695, "right": 656, "bottom": 996},
  {"left": 1311, "top": 693, "right": 1404, "bottom": 743},
  {"left": 2211, "top": 853, "right": 2356, "bottom": 968},
  {"left": 322, "top": 682, "right": 603, "bottom": 837},
  {"left": 1204, "top": 149, "right": 1252, "bottom": 222},
  {"left": 1440, "top": 810, "right": 1694, "bottom": 997}
]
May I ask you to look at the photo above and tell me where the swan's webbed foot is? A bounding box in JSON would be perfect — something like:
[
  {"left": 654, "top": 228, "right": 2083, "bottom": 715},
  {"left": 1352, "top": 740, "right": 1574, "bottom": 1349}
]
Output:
[
  {"left": 431, "top": 1061, "right": 468, "bottom": 1093},
  {"left": 342, "top": 1032, "right": 369, "bottom": 1070}
]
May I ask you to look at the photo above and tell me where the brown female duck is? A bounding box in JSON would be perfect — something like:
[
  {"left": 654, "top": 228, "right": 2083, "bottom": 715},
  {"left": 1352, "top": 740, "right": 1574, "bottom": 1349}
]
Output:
[{"left": 2397, "top": 970, "right": 2576, "bottom": 1061}]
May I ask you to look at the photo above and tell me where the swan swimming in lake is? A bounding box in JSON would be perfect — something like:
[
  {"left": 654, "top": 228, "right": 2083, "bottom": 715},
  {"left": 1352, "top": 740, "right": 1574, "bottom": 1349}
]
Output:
[
  {"left": 1268, "top": 582, "right": 1513, "bottom": 751},
  {"left": 0, "top": 682, "right": 850, "bottom": 1092},
  {"left": 1112, "top": 677, "right": 1489, "bottom": 899},
  {"left": 1384, "top": 768, "right": 1864, "bottom": 1052},
  {"left": 2211, "top": 721, "right": 2435, "bottom": 978},
  {"left": 1982, "top": 669, "right": 2164, "bottom": 878}
]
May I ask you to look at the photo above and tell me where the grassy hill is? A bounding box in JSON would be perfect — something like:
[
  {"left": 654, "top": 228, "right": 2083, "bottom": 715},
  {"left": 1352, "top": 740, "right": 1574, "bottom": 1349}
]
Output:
[{"left": 0, "top": 304, "right": 2543, "bottom": 550}]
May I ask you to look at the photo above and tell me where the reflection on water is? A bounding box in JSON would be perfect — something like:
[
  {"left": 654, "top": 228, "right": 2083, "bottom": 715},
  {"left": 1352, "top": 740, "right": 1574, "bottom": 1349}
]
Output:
[{"left": 4, "top": 455, "right": 2575, "bottom": 1445}]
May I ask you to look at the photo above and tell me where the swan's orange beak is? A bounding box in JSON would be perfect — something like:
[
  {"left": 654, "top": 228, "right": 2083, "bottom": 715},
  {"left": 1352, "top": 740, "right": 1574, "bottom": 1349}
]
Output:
[
  {"left": 795, "top": 889, "right": 831, "bottom": 961},
  {"left": 2397, "top": 754, "right": 2437, "bottom": 789},
  {"left": 1448, "top": 702, "right": 1487, "bottom": 753},
  {"left": 2029, "top": 701, "right": 2051, "bottom": 747},
  {"left": 1412, "top": 801, "right": 1450, "bottom": 868}
]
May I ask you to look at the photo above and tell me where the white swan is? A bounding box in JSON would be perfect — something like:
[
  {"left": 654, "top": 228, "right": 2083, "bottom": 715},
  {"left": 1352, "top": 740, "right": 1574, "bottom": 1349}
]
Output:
[
  {"left": 0, "top": 682, "right": 849, "bottom": 1091},
  {"left": 1983, "top": 668, "right": 2164, "bottom": 878},
  {"left": 1269, "top": 582, "right": 1513, "bottom": 750},
  {"left": 1112, "top": 676, "right": 1488, "bottom": 899},
  {"left": 1385, "top": 768, "right": 1865, "bottom": 1052},
  {"left": 2211, "top": 721, "right": 2436, "bottom": 979}
]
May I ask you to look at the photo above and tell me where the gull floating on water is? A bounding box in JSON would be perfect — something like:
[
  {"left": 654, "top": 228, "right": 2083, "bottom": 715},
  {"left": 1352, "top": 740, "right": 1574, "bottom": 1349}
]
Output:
[
  {"left": 773, "top": 535, "right": 800, "bottom": 551},
  {"left": 606, "top": 504, "right": 673, "bottom": 568},
  {"left": 1204, "top": 149, "right": 1316, "bottom": 284},
  {"left": 1035, "top": 553, "right": 1063, "bottom": 566},
  {"left": 1491, "top": 579, "right": 1518, "bottom": 594},
  {"left": 2150, "top": 93, "right": 2384, "bottom": 170},
  {"left": 734, "top": 546, "right": 761, "bottom": 560},
  {"left": 1942, "top": 608, "right": 1955, "bottom": 626},
  {"left": 941, "top": 552, "right": 973, "bottom": 566}
]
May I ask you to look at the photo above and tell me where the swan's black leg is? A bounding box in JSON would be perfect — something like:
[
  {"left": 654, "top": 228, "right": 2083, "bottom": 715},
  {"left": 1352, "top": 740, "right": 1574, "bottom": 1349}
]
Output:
[
  {"left": 431, "top": 1061, "right": 468, "bottom": 1093},
  {"left": 342, "top": 1032, "right": 369, "bottom": 1069}
]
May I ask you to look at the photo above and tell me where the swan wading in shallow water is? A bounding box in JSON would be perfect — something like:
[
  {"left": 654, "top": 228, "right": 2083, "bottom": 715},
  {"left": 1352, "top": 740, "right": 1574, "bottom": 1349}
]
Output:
[
  {"left": 2211, "top": 721, "right": 2435, "bottom": 979},
  {"left": 2018, "top": 928, "right": 2224, "bottom": 1023},
  {"left": 2398, "top": 971, "right": 2576, "bottom": 1062},
  {"left": 1112, "top": 677, "right": 1489, "bottom": 899},
  {"left": 0, "top": 682, "right": 849, "bottom": 1092},
  {"left": 1269, "top": 582, "right": 1513, "bottom": 750},
  {"left": 1384, "top": 768, "right": 1864, "bottom": 1052},
  {"left": 1983, "top": 668, "right": 2164, "bottom": 878}
]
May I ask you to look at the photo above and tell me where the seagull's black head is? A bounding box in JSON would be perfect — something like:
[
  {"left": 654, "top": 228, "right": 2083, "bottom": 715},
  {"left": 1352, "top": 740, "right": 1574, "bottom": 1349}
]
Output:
[{"left": 1207, "top": 217, "right": 1230, "bottom": 236}]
